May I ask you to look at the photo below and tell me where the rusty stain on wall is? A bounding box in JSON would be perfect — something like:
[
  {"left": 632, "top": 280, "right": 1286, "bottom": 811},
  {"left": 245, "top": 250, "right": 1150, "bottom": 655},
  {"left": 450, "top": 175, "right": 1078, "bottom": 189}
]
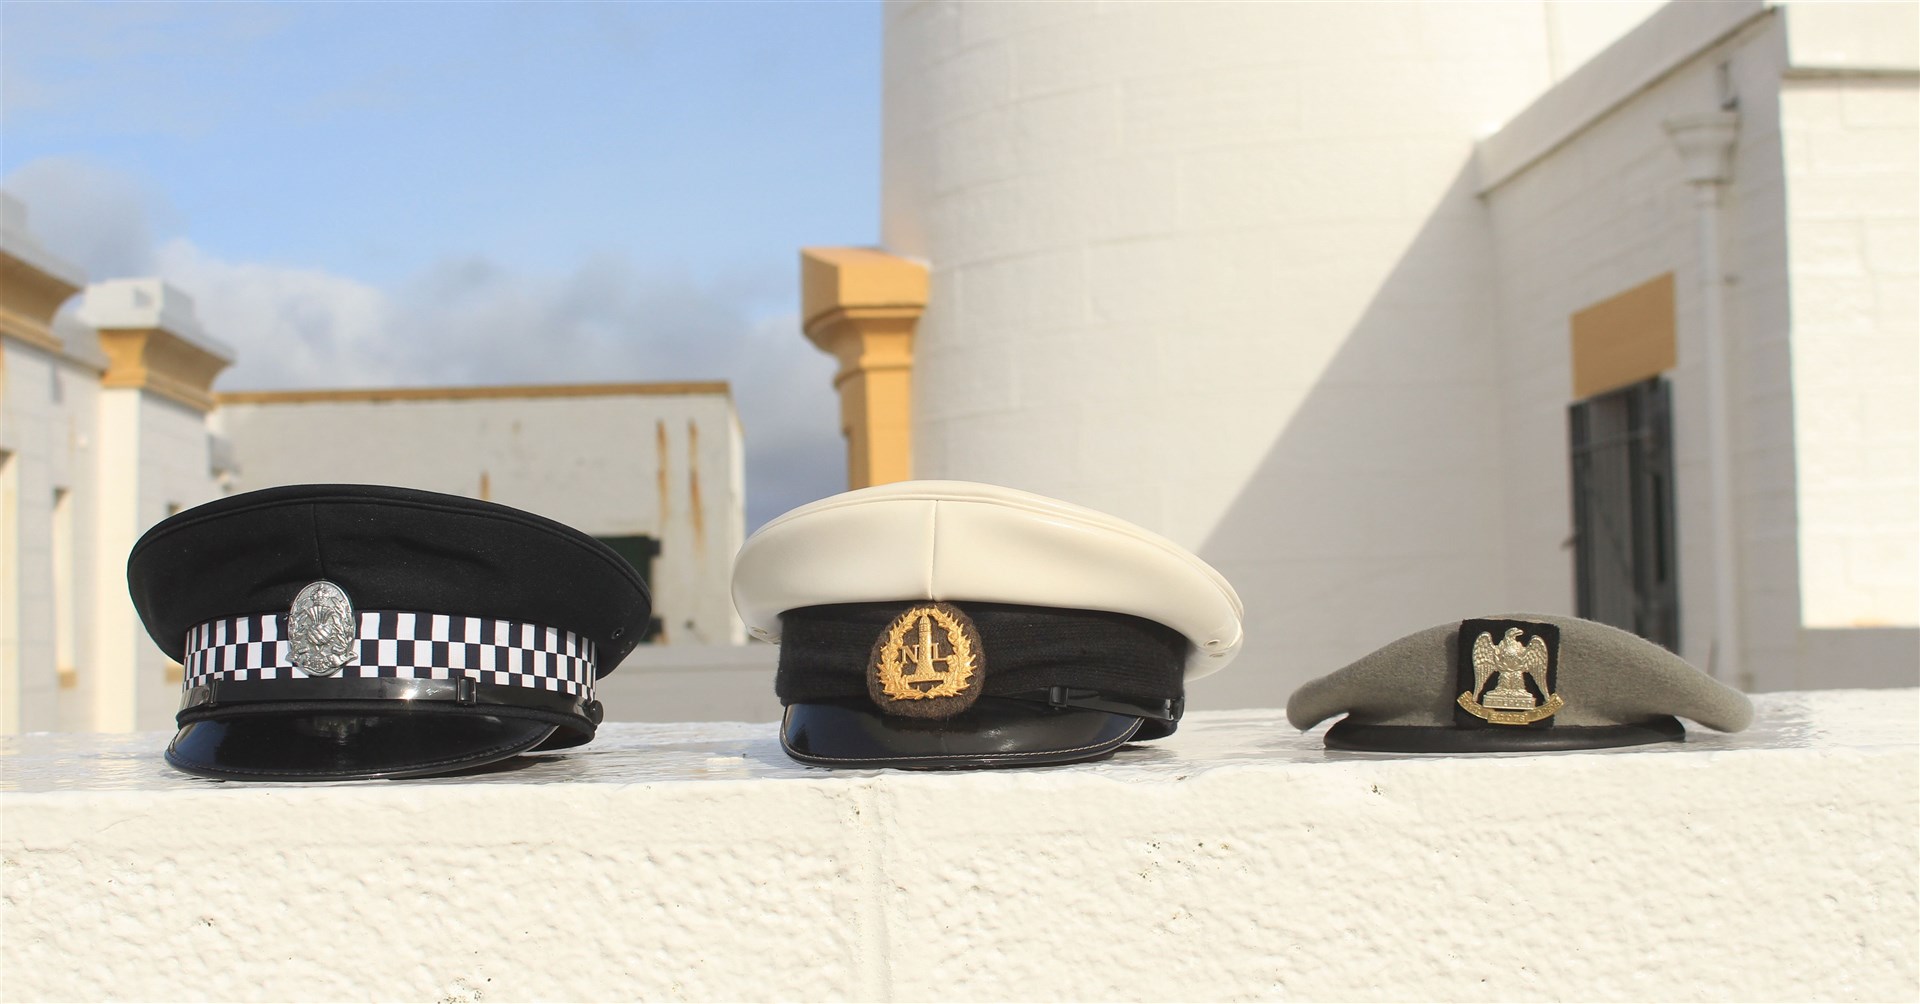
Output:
[
  {"left": 478, "top": 471, "right": 491, "bottom": 501},
  {"left": 655, "top": 419, "right": 670, "bottom": 528},
  {"left": 688, "top": 419, "right": 705, "bottom": 554}
]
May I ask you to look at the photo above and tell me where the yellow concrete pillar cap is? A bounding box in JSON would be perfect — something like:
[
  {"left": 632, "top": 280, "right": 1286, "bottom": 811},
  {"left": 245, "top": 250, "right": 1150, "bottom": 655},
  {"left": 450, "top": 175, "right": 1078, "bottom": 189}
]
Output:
[{"left": 798, "top": 248, "right": 929, "bottom": 490}]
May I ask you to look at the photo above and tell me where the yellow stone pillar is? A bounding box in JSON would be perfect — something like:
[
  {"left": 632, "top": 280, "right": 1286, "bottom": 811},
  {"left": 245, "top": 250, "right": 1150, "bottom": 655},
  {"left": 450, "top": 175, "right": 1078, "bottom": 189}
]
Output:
[
  {"left": 94, "top": 324, "right": 231, "bottom": 413},
  {"left": 800, "top": 247, "right": 927, "bottom": 489},
  {"left": 0, "top": 254, "right": 80, "bottom": 356}
]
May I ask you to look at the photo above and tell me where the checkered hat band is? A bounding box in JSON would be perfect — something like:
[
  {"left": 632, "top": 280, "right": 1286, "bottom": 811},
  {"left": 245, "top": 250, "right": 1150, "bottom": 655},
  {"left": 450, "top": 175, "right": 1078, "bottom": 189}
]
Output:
[{"left": 182, "top": 611, "right": 597, "bottom": 699}]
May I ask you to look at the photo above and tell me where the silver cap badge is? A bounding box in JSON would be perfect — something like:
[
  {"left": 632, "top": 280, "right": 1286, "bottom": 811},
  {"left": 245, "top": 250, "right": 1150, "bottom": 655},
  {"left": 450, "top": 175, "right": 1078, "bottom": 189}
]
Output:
[{"left": 288, "top": 580, "right": 356, "bottom": 676}]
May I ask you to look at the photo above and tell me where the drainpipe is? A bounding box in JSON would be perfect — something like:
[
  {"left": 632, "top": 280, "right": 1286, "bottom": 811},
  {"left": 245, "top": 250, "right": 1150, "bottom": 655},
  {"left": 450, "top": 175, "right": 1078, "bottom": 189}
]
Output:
[{"left": 1664, "top": 111, "right": 1741, "bottom": 682}]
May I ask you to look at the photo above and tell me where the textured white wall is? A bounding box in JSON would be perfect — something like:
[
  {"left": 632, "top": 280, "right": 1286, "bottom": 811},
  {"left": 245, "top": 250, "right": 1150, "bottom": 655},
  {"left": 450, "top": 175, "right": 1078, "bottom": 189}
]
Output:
[
  {"left": 882, "top": 2, "right": 1659, "bottom": 708},
  {"left": 0, "top": 417, "right": 14, "bottom": 732},
  {"left": 1782, "top": 76, "right": 1919, "bottom": 630},
  {"left": 595, "top": 642, "right": 780, "bottom": 723},
  {"left": 4, "top": 275, "right": 253, "bottom": 736},
  {"left": 1479, "top": 3, "right": 1919, "bottom": 690},
  {"left": 882, "top": 1, "right": 1918, "bottom": 702},
  {"left": 0, "top": 342, "right": 103, "bottom": 733},
  {"left": 2, "top": 690, "right": 1913, "bottom": 1002},
  {"left": 0, "top": 200, "right": 119, "bottom": 736},
  {"left": 1482, "top": 10, "right": 1796, "bottom": 688},
  {"left": 218, "top": 391, "right": 746, "bottom": 649},
  {"left": 124, "top": 393, "right": 228, "bottom": 729},
  {"left": 0, "top": 349, "right": 222, "bottom": 735}
]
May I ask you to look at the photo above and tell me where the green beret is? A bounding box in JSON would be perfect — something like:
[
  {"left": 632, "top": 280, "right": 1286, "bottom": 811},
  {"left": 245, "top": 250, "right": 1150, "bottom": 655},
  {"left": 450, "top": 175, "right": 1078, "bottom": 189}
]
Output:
[{"left": 1287, "top": 614, "right": 1753, "bottom": 752}]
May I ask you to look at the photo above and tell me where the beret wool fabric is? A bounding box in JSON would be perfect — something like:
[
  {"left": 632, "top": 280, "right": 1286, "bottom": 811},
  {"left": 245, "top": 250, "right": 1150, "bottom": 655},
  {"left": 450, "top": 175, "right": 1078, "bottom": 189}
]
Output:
[{"left": 1288, "top": 613, "right": 1752, "bottom": 742}]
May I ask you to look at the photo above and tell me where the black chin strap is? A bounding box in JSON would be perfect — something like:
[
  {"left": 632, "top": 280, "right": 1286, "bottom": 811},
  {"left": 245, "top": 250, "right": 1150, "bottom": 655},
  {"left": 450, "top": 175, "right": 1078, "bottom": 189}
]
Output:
[{"left": 179, "top": 676, "right": 602, "bottom": 726}]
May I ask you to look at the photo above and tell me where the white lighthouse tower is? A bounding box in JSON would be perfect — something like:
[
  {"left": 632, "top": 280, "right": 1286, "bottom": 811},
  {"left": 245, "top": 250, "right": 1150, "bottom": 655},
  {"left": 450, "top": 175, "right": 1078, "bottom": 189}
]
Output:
[
  {"left": 801, "top": 1, "right": 1919, "bottom": 707},
  {"left": 879, "top": 3, "right": 1659, "bottom": 703}
]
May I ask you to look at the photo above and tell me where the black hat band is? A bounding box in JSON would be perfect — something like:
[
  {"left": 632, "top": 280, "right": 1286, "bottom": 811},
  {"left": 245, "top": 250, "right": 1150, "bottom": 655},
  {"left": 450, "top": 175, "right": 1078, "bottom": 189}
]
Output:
[
  {"left": 777, "top": 601, "right": 1189, "bottom": 722},
  {"left": 181, "top": 609, "right": 598, "bottom": 713}
]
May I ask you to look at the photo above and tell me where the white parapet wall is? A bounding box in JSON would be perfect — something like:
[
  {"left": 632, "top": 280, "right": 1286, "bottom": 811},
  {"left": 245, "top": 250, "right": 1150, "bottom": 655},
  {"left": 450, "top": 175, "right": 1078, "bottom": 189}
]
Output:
[
  {"left": 596, "top": 641, "right": 782, "bottom": 723},
  {"left": 2, "top": 690, "right": 1914, "bottom": 1002}
]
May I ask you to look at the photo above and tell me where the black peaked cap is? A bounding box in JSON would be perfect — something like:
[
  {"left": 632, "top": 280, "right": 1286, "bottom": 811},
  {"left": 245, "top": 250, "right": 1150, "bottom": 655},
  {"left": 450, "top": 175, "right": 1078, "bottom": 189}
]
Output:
[{"left": 128, "top": 484, "right": 651, "bottom": 674}]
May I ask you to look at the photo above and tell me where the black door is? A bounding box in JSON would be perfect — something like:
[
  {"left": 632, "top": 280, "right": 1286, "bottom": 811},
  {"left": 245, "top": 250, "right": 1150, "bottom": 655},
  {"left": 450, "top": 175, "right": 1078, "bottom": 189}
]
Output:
[{"left": 1568, "top": 378, "right": 1680, "bottom": 651}]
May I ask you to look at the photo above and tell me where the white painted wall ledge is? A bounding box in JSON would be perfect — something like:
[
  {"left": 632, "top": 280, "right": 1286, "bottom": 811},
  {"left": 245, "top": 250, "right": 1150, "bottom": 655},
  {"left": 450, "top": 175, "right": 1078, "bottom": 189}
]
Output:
[{"left": 3, "top": 690, "right": 1915, "bottom": 1003}]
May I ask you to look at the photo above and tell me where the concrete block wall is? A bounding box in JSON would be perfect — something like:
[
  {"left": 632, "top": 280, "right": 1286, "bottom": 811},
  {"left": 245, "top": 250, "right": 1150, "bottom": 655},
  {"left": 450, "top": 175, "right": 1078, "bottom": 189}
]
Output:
[
  {"left": 3, "top": 690, "right": 1913, "bottom": 1002},
  {"left": 0, "top": 341, "right": 105, "bottom": 733},
  {"left": 1781, "top": 74, "right": 1919, "bottom": 631},
  {"left": 115, "top": 392, "right": 228, "bottom": 729},
  {"left": 595, "top": 642, "right": 780, "bottom": 724},
  {"left": 1479, "top": 8, "right": 1798, "bottom": 688},
  {"left": 63, "top": 281, "right": 234, "bottom": 735},
  {"left": 1, "top": 267, "right": 233, "bottom": 735},
  {"left": 882, "top": 1, "right": 1661, "bottom": 709},
  {"left": 1478, "top": 2, "right": 1919, "bottom": 690}
]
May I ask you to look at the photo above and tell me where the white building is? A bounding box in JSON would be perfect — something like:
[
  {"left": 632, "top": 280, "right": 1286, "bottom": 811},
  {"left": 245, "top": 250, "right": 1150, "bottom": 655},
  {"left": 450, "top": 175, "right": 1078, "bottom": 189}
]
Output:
[
  {"left": 808, "top": 0, "right": 1918, "bottom": 709},
  {"left": 217, "top": 384, "right": 745, "bottom": 647},
  {"left": 1, "top": 197, "right": 235, "bottom": 734},
  {"left": 0, "top": 195, "right": 746, "bottom": 734}
]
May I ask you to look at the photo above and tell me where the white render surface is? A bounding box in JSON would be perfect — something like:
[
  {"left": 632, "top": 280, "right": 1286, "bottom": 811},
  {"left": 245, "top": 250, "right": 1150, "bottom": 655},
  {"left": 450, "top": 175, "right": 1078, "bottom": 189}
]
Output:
[
  {"left": 1480, "top": 3, "right": 1919, "bottom": 689},
  {"left": 596, "top": 642, "right": 780, "bottom": 723},
  {"left": 107, "top": 391, "right": 230, "bottom": 730},
  {"left": 0, "top": 341, "right": 105, "bottom": 734},
  {"left": 1482, "top": 7, "right": 1796, "bottom": 687},
  {"left": 881, "top": 2, "right": 1663, "bottom": 709},
  {"left": 4, "top": 276, "right": 230, "bottom": 737},
  {"left": 1, "top": 274, "right": 230, "bottom": 736},
  {"left": 216, "top": 389, "right": 746, "bottom": 648},
  {"left": 882, "top": 0, "right": 1920, "bottom": 706},
  {"left": 1, "top": 690, "right": 1912, "bottom": 1002},
  {"left": 1781, "top": 74, "right": 1919, "bottom": 630}
]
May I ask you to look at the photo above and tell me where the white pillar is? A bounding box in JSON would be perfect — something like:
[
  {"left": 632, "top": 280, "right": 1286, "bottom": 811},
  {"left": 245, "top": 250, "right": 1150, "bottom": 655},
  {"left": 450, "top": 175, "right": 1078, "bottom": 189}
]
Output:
[
  {"left": 90, "top": 390, "right": 143, "bottom": 731},
  {"left": 1664, "top": 111, "right": 1742, "bottom": 681}
]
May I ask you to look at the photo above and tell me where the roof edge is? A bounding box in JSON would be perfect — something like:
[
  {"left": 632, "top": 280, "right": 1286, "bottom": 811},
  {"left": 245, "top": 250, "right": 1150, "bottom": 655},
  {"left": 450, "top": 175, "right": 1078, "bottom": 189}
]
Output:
[{"left": 218, "top": 380, "right": 734, "bottom": 406}]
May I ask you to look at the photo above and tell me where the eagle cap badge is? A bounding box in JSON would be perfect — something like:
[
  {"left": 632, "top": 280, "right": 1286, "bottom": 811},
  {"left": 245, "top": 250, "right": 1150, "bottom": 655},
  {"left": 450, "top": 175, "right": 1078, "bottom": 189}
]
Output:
[
  {"left": 868, "top": 602, "right": 985, "bottom": 719},
  {"left": 1455, "top": 618, "right": 1563, "bottom": 727},
  {"left": 288, "top": 580, "right": 357, "bottom": 676}
]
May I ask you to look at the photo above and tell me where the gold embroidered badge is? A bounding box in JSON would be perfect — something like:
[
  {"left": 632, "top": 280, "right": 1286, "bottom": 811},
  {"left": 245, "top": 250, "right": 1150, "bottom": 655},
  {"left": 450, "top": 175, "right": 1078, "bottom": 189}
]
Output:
[
  {"left": 868, "top": 602, "right": 984, "bottom": 719},
  {"left": 1457, "top": 626, "right": 1565, "bottom": 725}
]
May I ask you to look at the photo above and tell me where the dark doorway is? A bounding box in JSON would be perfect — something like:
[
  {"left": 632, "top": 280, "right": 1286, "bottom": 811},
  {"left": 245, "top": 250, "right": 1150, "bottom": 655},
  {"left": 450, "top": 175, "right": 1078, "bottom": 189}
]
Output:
[
  {"left": 598, "top": 535, "right": 664, "bottom": 642},
  {"left": 1569, "top": 378, "right": 1680, "bottom": 651}
]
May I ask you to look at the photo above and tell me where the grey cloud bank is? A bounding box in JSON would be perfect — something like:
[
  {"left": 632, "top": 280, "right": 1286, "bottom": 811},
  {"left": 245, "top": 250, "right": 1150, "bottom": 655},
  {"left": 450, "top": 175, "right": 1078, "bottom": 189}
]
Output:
[{"left": 6, "top": 157, "right": 845, "bottom": 531}]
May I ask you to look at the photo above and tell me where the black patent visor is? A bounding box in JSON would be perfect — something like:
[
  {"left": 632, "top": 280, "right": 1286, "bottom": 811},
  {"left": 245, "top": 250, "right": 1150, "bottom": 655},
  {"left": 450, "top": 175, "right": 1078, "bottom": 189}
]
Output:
[
  {"left": 170, "top": 677, "right": 603, "bottom": 779},
  {"left": 780, "top": 696, "right": 1145, "bottom": 770},
  {"left": 167, "top": 709, "right": 559, "bottom": 781}
]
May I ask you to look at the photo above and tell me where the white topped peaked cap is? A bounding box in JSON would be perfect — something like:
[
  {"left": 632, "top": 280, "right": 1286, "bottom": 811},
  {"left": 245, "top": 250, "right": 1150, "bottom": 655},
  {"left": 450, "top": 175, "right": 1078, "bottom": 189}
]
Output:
[{"left": 732, "top": 480, "right": 1244, "bottom": 677}]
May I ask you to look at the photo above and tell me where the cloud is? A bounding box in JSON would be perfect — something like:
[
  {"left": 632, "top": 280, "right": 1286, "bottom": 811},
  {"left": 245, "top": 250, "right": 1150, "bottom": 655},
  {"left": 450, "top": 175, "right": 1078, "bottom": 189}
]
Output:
[
  {"left": 153, "top": 238, "right": 845, "bottom": 529},
  {"left": 1, "top": 3, "right": 293, "bottom": 136},
  {"left": 5, "top": 158, "right": 845, "bottom": 530},
  {"left": 2, "top": 158, "right": 172, "bottom": 278},
  {"left": 151, "top": 238, "right": 397, "bottom": 383}
]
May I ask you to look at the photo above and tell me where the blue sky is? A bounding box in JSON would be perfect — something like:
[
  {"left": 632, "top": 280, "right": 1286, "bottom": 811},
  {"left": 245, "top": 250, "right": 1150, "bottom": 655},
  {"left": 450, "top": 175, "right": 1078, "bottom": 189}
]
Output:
[{"left": 2, "top": 1, "right": 882, "bottom": 528}]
